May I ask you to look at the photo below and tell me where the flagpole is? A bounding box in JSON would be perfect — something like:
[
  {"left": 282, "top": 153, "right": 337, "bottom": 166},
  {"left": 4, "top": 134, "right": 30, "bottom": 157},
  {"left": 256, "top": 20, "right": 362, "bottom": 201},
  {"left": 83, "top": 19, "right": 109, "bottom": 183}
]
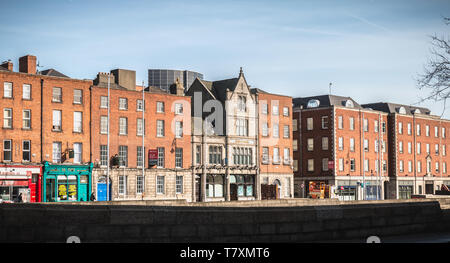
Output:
[
  {"left": 142, "top": 81, "right": 145, "bottom": 199},
  {"left": 107, "top": 73, "right": 110, "bottom": 201}
]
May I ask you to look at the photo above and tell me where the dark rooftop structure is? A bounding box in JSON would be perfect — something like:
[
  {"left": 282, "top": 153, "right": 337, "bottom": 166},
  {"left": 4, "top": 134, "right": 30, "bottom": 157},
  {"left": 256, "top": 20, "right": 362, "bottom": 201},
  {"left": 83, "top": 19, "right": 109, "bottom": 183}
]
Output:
[
  {"left": 38, "top": 68, "right": 70, "bottom": 78},
  {"left": 362, "top": 102, "right": 432, "bottom": 116},
  {"left": 293, "top": 94, "right": 362, "bottom": 109}
]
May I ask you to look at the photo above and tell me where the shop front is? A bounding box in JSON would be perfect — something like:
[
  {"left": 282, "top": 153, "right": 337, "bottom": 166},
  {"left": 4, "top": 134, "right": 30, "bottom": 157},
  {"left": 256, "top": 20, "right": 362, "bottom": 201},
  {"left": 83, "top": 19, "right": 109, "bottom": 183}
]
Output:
[
  {"left": 398, "top": 180, "right": 414, "bottom": 199},
  {"left": 42, "top": 162, "right": 93, "bottom": 202},
  {"left": 230, "top": 174, "right": 255, "bottom": 200},
  {"left": 0, "top": 165, "right": 42, "bottom": 203},
  {"left": 307, "top": 181, "right": 330, "bottom": 199},
  {"left": 336, "top": 180, "right": 357, "bottom": 201},
  {"left": 365, "top": 181, "right": 382, "bottom": 200}
]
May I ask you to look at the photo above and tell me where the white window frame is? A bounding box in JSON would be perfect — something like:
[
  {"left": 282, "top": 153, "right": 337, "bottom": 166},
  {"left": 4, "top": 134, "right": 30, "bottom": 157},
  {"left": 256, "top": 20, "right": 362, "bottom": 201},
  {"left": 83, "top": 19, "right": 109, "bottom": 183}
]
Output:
[
  {"left": 156, "top": 175, "right": 165, "bottom": 194},
  {"left": 176, "top": 175, "right": 183, "bottom": 194},
  {"left": 52, "top": 142, "right": 62, "bottom": 163},
  {"left": 322, "top": 137, "right": 329, "bottom": 151},
  {"left": 156, "top": 101, "right": 164, "bottom": 113},
  {"left": 100, "top": 116, "right": 108, "bottom": 134},
  {"left": 119, "top": 98, "right": 128, "bottom": 110},
  {"left": 52, "top": 87, "right": 62, "bottom": 102},
  {"left": 157, "top": 120, "right": 164, "bottom": 137},
  {"left": 73, "top": 143, "right": 82, "bottom": 164},
  {"left": 3, "top": 82, "right": 12, "bottom": 98},
  {"left": 22, "top": 110, "right": 31, "bottom": 129},
  {"left": 307, "top": 118, "right": 313, "bottom": 131},
  {"left": 73, "top": 89, "right": 82, "bottom": 104},
  {"left": 22, "top": 84, "right": 31, "bottom": 100},
  {"left": 73, "top": 111, "right": 82, "bottom": 133},
  {"left": 283, "top": 106, "right": 289, "bottom": 117},
  {"left": 52, "top": 110, "right": 61, "bottom": 131},
  {"left": 100, "top": 96, "right": 108, "bottom": 108},
  {"left": 119, "top": 117, "right": 128, "bottom": 135},
  {"left": 3, "top": 108, "right": 12, "bottom": 128}
]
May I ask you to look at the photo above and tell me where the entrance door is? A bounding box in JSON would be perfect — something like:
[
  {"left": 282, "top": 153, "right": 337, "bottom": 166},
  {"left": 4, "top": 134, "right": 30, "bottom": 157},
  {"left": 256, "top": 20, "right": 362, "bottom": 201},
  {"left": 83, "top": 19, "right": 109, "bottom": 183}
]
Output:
[
  {"left": 97, "top": 183, "right": 111, "bottom": 201},
  {"left": 365, "top": 185, "right": 381, "bottom": 200},
  {"left": 425, "top": 183, "right": 434, "bottom": 195},
  {"left": 46, "top": 179, "right": 56, "bottom": 202},
  {"left": 230, "top": 184, "right": 238, "bottom": 201},
  {"left": 78, "top": 183, "right": 88, "bottom": 202}
]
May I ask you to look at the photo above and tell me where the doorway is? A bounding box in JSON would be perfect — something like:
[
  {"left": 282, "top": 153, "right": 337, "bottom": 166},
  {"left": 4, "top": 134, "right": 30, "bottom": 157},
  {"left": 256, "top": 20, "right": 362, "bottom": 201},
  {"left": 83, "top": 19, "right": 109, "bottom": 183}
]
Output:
[
  {"left": 230, "top": 184, "right": 238, "bottom": 201},
  {"left": 425, "top": 183, "right": 434, "bottom": 195},
  {"left": 46, "top": 178, "right": 56, "bottom": 202}
]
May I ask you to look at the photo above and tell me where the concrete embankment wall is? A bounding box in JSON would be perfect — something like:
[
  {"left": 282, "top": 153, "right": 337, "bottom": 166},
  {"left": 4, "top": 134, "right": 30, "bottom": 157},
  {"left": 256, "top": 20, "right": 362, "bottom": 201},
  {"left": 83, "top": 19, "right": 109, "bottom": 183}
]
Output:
[{"left": 0, "top": 200, "right": 448, "bottom": 243}]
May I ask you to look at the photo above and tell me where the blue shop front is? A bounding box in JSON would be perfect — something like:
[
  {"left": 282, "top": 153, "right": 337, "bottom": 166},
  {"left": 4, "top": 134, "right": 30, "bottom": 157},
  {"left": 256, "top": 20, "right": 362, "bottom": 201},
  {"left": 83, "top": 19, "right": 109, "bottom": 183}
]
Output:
[{"left": 42, "top": 162, "right": 93, "bottom": 202}]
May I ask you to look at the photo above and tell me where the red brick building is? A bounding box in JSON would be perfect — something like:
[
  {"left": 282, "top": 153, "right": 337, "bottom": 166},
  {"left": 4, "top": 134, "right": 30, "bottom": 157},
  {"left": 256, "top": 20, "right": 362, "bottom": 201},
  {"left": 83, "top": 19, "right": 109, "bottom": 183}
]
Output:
[
  {"left": 90, "top": 71, "right": 193, "bottom": 201},
  {"left": 0, "top": 54, "right": 193, "bottom": 202},
  {"left": 293, "top": 95, "right": 389, "bottom": 200},
  {"left": 363, "top": 103, "right": 450, "bottom": 199},
  {"left": 253, "top": 89, "right": 294, "bottom": 199},
  {"left": 0, "top": 55, "right": 93, "bottom": 202}
]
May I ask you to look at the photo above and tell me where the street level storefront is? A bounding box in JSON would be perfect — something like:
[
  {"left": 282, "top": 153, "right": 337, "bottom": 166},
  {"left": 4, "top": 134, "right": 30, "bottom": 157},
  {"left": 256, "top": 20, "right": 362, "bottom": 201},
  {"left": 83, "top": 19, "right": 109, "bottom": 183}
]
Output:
[
  {"left": 306, "top": 180, "right": 330, "bottom": 199},
  {"left": 336, "top": 180, "right": 358, "bottom": 201},
  {"left": 0, "top": 165, "right": 42, "bottom": 203},
  {"left": 42, "top": 162, "right": 93, "bottom": 202},
  {"left": 398, "top": 180, "right": 414, "bottom": 199}
]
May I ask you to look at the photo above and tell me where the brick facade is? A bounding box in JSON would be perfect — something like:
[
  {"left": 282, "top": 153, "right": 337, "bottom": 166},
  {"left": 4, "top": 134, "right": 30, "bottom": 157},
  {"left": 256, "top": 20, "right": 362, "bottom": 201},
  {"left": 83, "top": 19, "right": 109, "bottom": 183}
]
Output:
[{"left": 257, "top": 92, "right": 294, "bottom": 198}]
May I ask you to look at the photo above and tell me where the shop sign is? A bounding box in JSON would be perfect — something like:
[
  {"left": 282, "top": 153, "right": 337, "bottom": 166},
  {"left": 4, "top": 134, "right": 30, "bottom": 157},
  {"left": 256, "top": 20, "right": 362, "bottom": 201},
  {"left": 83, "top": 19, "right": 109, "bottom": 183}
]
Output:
[
  {"left": 0, "top": 167, "right": 40, "bottom": 177},
  {"left": 328, "top": 161, "right": 334, "bottom": 170},
  {"left": 148, "top": 149, "right": 158, "bottom": 166}
]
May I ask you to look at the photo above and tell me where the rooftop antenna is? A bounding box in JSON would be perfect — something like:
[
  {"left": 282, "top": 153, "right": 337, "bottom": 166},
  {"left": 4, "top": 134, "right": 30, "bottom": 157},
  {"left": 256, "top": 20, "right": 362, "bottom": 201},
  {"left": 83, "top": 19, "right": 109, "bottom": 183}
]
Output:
[
  {"left": 36, "top": 61, "right": 44, "bottom": 74},
  {"left": 329, "top": 82, "right": 332, "bottom": 95}
]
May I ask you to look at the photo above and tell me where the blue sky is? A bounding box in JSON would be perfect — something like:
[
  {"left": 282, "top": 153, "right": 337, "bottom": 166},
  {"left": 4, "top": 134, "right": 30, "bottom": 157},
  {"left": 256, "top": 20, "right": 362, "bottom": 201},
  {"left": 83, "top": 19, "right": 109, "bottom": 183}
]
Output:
[{"left": 1, "top": 0, "right": 449, "bottom": 116}]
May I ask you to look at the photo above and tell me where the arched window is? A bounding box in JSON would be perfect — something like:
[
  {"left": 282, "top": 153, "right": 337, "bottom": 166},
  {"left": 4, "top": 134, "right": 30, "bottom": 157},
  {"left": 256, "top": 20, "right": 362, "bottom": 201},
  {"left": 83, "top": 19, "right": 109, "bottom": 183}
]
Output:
[
  {"left": 398, "top": 106, "right": 406, "bottom": 114},
  {"left": 229, "top": 175, "right": 236, "bottom": 184},
  {"left": 414, "top": 108, "right": 421, "bottom": 114},
  {"left": 307, "top": 99, "right": 320, "bottom": 108},
  {"left": 344, "top": 100, "right": 354, "bottom": 108}
]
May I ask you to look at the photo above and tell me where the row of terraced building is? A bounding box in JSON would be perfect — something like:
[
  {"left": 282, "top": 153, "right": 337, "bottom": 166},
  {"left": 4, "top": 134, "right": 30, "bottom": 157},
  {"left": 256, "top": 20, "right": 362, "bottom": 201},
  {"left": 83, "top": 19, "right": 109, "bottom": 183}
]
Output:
[{"left": 0, "top": 54, "right": 449, "bottom": 203}]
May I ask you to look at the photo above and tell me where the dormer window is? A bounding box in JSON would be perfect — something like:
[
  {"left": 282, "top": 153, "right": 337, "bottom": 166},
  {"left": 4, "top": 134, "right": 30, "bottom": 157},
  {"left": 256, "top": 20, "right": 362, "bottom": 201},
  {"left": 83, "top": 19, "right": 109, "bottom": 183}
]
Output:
[
  {"left": 344, "top": 100, "right": 354, "bottom": 108},
  {"left": 398, "top": 106, "right": 406, "bottom": 114},
  {"left": 307, "top": 99, "right": 320, "bottom": 108},
  {"left": 413, "top": 109, "right": 421, "bottom": 114}
]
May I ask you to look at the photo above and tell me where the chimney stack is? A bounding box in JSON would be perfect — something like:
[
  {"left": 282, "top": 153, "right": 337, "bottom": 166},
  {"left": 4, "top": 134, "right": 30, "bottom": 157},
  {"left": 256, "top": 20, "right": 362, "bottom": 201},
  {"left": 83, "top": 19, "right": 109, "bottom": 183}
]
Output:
[
  {"left": 110, "top": 69, "right": 136, "bottom": 91},
  {"left": 19, "top": 55, "right": 37, "bottom": 74},
  {"left": 1, "top": 61, "right": 13, "bottom": 71}
]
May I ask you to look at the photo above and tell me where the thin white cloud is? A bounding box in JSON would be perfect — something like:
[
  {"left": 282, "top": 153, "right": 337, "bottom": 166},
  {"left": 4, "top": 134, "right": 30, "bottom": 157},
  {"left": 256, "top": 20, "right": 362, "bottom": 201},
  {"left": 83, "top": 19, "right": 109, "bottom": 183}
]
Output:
[{"left": 345, "top": 12, "right": 393, "bottom": 33}]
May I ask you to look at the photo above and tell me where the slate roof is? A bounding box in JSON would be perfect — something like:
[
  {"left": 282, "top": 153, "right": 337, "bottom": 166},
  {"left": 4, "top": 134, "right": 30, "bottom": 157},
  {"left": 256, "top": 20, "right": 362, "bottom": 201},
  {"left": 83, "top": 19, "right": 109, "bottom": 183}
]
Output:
[
  {"left": 194, "top": 77, "right": 241, "bottom": 102},
  {"left": 0, "top": 65, "right": 10, "bottom": 72},
  {"left": 362, "top": 102, "right": 431, "bottom": 115},
  {"left": 250, "top": 88, "right": 268, "bottom": 94},
  {"left": 293, "top": 94, "right": 362, "bottom": 109},
  {"left": 39, "top": 68, "right": 69, "bottom": 78}
]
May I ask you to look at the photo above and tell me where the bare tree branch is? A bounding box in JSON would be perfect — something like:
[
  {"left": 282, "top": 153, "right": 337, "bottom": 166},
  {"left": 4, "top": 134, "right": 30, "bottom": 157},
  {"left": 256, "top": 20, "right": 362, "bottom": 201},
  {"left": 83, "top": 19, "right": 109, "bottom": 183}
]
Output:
[{"left": 416, "top": 17, "right": 450, "bottom": 111}]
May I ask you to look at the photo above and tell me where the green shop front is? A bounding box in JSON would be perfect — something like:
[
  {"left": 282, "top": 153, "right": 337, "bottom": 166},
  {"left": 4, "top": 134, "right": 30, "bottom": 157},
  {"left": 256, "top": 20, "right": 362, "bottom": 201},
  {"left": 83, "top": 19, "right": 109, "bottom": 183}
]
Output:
[{"left": 42, "top": 162, "right": 93, "bottom": 202}]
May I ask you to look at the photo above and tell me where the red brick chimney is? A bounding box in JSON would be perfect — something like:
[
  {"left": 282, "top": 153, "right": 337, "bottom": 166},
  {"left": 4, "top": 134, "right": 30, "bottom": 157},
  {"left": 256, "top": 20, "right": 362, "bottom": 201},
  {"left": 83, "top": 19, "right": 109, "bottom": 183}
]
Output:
[
  {"left": 19, "top": 55, "right": 37, "bottom": 74},
  {"left": 0, "top": 61, "right": 13, "bottom": 71}
]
